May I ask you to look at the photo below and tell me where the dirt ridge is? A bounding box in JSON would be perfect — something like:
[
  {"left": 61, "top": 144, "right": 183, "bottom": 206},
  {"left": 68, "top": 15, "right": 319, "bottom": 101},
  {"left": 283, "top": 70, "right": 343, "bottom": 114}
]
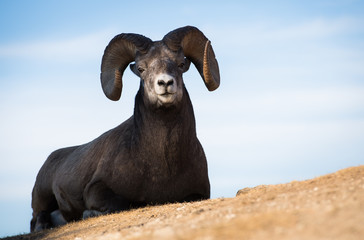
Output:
[{"left": 5, "top": 165, "right": 364, "bottom": 240}]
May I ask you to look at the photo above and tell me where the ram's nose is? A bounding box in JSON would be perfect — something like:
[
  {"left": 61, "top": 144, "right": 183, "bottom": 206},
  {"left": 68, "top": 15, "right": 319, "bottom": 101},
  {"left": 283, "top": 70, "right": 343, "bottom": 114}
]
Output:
[
  {"left": 157, "top": 79, "right": 174, "bottom": 87},
  {"left": 155, "top": 74, "right": 176, "bottom": 94}
]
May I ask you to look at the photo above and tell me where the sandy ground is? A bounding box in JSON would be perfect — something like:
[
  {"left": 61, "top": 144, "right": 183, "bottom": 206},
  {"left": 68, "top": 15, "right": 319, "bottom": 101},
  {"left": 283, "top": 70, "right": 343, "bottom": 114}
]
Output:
[{"left": 4, "top": 165, "right": 364, "bottom": 240}]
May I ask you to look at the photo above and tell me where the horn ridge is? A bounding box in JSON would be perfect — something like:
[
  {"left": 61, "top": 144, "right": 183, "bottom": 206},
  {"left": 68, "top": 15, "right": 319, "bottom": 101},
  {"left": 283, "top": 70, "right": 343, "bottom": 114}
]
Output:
[
  {"left": 101, "top": 33, "right": 152, "bottom": 72},
  {"left": 100, "top": 33, "right": 152, "bottom": 101},
  {"left": 162, "top": 26, "right": 220, "bottom": 91}
]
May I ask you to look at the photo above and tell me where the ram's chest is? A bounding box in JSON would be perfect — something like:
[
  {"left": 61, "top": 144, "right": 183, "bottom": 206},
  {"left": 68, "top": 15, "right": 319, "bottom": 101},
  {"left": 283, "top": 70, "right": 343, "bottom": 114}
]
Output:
[
  {"left": 116, "top": 155, "right": 192, "bottom": 203},
  {"left": 140, "top": 154, "right": 184, "bottom": 190},
  {"left": 138, "top": 167, "right": 192, "bottom": 203}
]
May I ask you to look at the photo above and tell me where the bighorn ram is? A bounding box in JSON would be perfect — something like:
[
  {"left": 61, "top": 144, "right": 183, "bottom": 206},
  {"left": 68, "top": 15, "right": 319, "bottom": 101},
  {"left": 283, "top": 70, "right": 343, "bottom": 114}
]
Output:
[{"left": 31, "top": 26, "right": 220, "bottom": 232}]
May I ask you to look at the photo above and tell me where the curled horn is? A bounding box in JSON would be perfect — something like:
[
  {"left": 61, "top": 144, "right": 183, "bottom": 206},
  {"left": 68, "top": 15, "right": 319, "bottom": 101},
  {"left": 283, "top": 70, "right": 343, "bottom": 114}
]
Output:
[
  {"left": 162, "top": 26, "right": 220, "bottom": 91},
  {"left": 101, "top": 34, "right": 153, "bottom": 100}
]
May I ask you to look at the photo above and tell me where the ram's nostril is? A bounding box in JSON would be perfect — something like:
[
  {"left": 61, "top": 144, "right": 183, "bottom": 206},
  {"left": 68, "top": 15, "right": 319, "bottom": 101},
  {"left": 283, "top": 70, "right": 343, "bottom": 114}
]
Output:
[
  {"left": 166, "top": 79, "right": 174, "bottom": 86},
  {"left": 157, "top": 80, "right": 165, "bottom": 86}
]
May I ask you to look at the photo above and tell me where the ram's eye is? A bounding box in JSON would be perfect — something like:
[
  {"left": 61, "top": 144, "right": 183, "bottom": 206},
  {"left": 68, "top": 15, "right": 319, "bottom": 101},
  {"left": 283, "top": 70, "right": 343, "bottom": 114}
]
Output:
[
  {"left": 178, "top": 63, "right": 185, "bottom": 68},
  {"left": 138, "top": 67, "right": 145, "bottom": 73}
]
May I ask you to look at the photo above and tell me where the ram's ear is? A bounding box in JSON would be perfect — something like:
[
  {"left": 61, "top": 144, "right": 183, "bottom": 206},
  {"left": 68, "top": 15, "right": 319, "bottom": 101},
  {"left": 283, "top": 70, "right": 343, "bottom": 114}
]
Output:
[
  {"left": 101, "top": 33, "right": 152, "bottom": 101},
  {"left": 182, "top": 58, "right": 191, "bottom": 73},
  {"left": 129, "top": 63, "right": 140, "bottom": 77}
]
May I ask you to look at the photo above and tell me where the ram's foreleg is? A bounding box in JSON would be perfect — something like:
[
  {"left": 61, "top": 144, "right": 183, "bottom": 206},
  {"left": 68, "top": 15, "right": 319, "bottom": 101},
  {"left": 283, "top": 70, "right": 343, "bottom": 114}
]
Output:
[{"left": 83, "top": 180, "right": 130, "bottom": 218}]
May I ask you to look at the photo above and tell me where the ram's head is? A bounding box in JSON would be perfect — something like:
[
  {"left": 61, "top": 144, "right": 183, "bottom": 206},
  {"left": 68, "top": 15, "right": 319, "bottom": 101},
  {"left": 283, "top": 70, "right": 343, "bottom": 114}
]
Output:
[{"left": 100, "top": 26, "right": 220, "bottom": 108}]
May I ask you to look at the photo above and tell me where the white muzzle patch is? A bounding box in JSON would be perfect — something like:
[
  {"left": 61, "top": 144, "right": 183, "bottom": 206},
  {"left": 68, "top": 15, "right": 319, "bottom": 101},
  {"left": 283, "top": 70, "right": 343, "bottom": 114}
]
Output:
[
  {"left": 154, "top": 73, "right": 177, "bottom": 95},
  {"left": 154, "top": 73, "right": 179, "bottom": 105}
]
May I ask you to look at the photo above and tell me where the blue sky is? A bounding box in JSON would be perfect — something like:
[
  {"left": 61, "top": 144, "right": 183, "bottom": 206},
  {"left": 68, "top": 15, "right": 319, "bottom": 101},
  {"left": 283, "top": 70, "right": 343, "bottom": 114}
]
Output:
[{"left": 1, "top": 0, "right": 364, "bottom": 237}]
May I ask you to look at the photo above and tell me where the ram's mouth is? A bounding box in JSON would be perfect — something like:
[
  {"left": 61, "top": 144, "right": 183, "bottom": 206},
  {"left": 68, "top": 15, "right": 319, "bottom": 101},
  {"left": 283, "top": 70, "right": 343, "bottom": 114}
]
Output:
[{"left": 157, "top": 92, "right": 176, "bottom": 105}]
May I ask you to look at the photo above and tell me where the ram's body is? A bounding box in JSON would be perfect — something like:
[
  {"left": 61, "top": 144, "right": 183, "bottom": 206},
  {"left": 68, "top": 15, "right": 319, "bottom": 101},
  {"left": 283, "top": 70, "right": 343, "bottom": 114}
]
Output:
[{"left": 31, "top": 26, "right": 220, "bottom": 232}]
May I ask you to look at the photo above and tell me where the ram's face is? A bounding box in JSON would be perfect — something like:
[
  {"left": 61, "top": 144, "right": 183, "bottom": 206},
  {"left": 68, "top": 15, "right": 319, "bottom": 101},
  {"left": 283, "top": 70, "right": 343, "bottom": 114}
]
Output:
[{"left": 131, "top": 42, "right": 190, "bottom": 108}]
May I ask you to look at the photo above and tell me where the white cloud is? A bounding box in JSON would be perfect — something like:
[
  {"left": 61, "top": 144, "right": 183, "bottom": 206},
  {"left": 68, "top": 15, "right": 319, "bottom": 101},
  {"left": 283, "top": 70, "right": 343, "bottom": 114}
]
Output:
[
  {"left": 195, "top": 86, "right": 364, "bottom": 124},
  {"left": 210, "top": 17, "right": 363, "bottom": 49},
  {"left": 0, "top": 28, "right": 116, "bottom": 61},
  {"left": 248, "top": 87, "right": 364, "bottom": 119},
  {"left": 259, "top": 17, "right": 358, "bottom": 41}
]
